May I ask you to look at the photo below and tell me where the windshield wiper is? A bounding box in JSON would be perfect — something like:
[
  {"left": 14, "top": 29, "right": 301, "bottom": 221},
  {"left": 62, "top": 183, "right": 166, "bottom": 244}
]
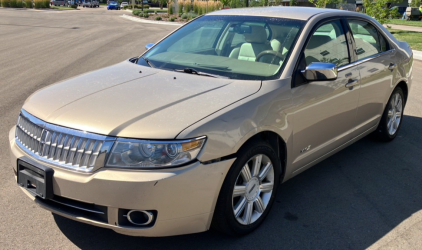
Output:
[
  {"left": 142, "top": 56, "right": 155, "bottom": 68},
  {"left": 174, "top": 68, "right": 227, "bottom": 78}
]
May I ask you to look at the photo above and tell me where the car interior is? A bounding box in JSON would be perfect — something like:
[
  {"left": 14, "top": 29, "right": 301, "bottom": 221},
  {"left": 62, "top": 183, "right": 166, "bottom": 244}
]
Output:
[{"left": 148, "top": 19, "right": 302, "bottom": 79}]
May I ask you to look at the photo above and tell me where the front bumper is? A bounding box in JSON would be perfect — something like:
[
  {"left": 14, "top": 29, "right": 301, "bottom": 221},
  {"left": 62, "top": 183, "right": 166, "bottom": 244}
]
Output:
[{"left": 9, "top": 126, "right": 234, "bottom": 237}]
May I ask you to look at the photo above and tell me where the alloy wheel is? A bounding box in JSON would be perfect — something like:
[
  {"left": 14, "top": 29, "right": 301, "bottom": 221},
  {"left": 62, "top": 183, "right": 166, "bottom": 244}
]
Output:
[
  {"left": 387, "top": 92, "right": 403, "bottom": 135},
  {"left": 232, "top": 154, "right": 274, "bottom": 225}
]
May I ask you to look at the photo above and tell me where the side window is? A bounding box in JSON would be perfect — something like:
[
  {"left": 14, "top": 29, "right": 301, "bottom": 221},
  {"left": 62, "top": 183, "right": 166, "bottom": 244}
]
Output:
[
  {"left": 304, "top": 20, "right": 349, "bottom": 67},
  {"left": 347, "top": 20, "right": 387, "bottom": 60}
]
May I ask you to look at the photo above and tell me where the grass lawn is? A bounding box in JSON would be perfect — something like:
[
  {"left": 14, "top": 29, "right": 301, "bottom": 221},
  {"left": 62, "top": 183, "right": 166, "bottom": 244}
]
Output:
[
  {"left": 51, "top": 6, "right": 75, "bottom": 9},
  {"left": 388, "top": 29, "right": 422, "bottom": 51},
  {"left": 386, "top": 19, "right": 422, "bottom": 28}
]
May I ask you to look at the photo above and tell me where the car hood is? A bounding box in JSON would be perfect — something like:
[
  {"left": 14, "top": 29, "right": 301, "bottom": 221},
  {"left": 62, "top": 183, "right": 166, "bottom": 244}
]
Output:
[{"left": 23, "top": 60, "right": 261, "bottom": 139}]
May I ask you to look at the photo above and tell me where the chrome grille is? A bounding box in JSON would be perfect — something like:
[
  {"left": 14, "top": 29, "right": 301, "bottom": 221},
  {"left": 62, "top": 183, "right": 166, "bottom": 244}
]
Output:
[{"left": 15, "top": 110, "right": 115, "bottom": 172}]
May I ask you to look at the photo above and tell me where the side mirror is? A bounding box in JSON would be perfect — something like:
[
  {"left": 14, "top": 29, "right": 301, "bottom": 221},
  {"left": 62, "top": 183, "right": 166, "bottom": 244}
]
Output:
[
  {"left": 145, "top": 43, "right": 155, "bottom": 50},
  {"left": 301, "top": 62, "right": 338, "bottom": 81}
]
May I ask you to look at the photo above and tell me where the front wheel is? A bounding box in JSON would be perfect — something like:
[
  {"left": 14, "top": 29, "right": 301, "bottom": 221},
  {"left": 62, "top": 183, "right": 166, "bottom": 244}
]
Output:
[
  {"left": 375, "top": 87, "right": 405, "bottom": 141},
  {"left": 211, "top": 141, "right": 280, "bottom": 236}
]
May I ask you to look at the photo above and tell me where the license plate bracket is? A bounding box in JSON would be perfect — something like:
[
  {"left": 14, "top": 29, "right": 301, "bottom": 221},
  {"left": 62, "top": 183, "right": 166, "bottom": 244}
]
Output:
[{"left": 17, "top": 160, "right": 54, "bottom": 199}]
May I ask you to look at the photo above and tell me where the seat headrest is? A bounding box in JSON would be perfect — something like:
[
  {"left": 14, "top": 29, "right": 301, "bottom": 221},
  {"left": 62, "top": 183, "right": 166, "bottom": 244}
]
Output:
[
  {"left": 307, "top": 35, "right": 332, "bottom": 50},
  {"left": 270, "top": 26, "right": 287, "bottom": 39},
  {"left": 244, "top": 25, "right": 268, "bottom": 44}
]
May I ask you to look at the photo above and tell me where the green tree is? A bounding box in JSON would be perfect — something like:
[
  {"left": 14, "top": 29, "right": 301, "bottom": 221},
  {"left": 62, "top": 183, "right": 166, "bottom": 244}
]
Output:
[
  {"left": 250, "top": 0, "right": 263, "bottom": 7},
  {"left": 289, "top": 0, "right": 297, "bottom": 5},
  {"left": 220, "top": 0, "right": 230, "bottom": 7},
  {"left": 230, "top": 0, "right": 244, "bottom": 8},
  {"left": 308, "top": 0, "right": 340, "bottom": 8},
  {"left": 363, "top": 0, "right": 400, "bottom": 24},
  {"left": 410, "top": 0, "right": 421, "bottom": 7}
]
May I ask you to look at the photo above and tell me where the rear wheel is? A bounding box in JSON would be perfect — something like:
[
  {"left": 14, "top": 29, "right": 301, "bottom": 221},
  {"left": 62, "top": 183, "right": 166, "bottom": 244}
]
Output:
[
  {"left": 211, "top": 141, "right": 280, "bottom": 236},
  {"left": 375, "top": 87, "right": 405, "bottom": 141}
]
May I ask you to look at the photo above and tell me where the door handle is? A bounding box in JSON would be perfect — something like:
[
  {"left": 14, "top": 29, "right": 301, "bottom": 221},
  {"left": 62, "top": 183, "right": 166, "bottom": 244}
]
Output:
[
  {"left": 388, "top": 63, "right": 397, "bottom": 70},
  {"left": 345, "top": 79, "right": 359, "bottom": 89}
]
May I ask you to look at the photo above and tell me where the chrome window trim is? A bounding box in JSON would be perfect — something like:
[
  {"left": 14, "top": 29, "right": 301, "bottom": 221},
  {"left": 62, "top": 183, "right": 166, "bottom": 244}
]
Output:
[
  {"left": 16, "top": 109, "right": 116, "bottom": 173},
  {"left": 338, "top": 49, "right": 395, "bottom": 72}
]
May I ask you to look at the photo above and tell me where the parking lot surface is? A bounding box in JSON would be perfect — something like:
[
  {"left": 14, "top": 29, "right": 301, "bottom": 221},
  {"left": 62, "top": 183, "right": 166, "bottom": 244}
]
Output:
[{"left": 1, "top": 7, "right": 422, "bottom": 250}]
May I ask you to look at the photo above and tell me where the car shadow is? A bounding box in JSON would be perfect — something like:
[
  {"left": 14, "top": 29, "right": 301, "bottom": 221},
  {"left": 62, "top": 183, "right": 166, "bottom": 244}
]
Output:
[{"left": 53, "top": 114, "right": 422, "bottom": 249}]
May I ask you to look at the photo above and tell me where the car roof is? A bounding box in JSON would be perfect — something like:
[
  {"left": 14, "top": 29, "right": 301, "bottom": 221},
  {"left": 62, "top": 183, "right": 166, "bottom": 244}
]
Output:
[{"left": 208, "top": 7, "right": 345, "bottom": 21}]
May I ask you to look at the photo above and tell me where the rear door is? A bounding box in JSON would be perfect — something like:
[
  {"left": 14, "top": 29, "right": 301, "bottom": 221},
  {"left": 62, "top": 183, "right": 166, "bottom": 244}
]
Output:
[
  {"left": 346, "top": 19, "right": 396, "bottom": 136},
  {"left": 291, "top": 19, "right": 360, "bottom": 171}
]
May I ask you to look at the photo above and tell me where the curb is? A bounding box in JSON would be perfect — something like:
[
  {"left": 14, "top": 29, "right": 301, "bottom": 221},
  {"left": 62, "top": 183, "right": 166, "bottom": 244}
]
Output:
[
  {"left": 413, "top": 50, "right": 422, "bottom": 61},
  {"left": 121, "top": 14, "right": 182, "bottom": 26}
]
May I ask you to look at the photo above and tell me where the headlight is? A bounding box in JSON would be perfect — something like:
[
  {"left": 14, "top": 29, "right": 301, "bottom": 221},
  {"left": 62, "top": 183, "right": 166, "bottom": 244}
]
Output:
[{"left": 106, "top": 136, "right": 206, "bottom": 169}]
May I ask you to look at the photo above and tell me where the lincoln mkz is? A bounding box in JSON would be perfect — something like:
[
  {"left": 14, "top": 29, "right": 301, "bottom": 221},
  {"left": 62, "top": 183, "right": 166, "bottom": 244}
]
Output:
[{"left": 9, "top": 7, "right": 412, "bottom": 236}]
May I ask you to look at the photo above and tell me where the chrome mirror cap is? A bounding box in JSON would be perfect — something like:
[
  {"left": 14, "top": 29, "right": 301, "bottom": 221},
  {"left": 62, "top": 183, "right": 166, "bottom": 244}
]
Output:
[
  {"left": 301, "top": 62, "right": 338, "bottom": 81},
  {"left": 145, "top": 43, "right": 155, "bottom": 50}
]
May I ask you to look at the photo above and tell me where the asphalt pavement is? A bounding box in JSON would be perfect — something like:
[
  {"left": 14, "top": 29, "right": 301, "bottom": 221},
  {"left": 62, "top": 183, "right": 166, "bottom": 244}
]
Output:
[{"left": 1, "top": 7, "right": 422, "bottom": 249}]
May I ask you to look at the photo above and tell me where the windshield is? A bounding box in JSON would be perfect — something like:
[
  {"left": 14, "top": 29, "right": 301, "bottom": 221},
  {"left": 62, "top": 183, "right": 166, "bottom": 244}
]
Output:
[{"left": 139, "top": 15, "right": 304, "bottom": 80}]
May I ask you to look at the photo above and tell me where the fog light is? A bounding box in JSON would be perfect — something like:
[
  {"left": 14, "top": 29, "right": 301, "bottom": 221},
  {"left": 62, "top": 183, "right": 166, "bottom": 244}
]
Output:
[{"left": 126, "top": 210, "right": 154, "bottom": 226}]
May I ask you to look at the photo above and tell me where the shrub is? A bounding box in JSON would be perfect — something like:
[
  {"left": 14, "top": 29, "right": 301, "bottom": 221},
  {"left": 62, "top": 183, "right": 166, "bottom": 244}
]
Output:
[
  {"left": 9, "top": 0, "right": 17, "bottom": 7},
  {"left": 169, "top": 16, "right": 176, "bottom": 21},
  {"left": 181, "top": 13, "right": 187, "bottom": 19},
  {"left": 16, "top": 0, "right": 24, "bottom": 7},
  {"left": 154, "top": 10, "right": 157, "bottom": 14},
  {"left": 143, "top": 12, "right": 149, "bottom": 18},
  {"left": 70, "top": 3, "right": 76, "bottom": 8},
  {"left": 167, "top": 0, "right": 173, "bottom": 14},
  {"left": 193, "top": 0, "right": 198, "bottom": 13},
  {"left": 24, "top": 0, "right": 31, "bottom": 8},
  {"left": 410, "top": 0, "right": 421, "bottom": 7},
  {"left": 133, "top": 9, "right": 141, "bottom": 15},
  {"left": 185, "top": 2, "right": 190, "bottom": 12},
  {"left": 363, "top": 0, "right": 400, "bottom": 24},
  {"left": 34, "top": 0, "right": 43, "bottom": 8},
  {"left": 136, "top": 4, "right": 149, "bottom": 8},
  {"left": 155, "top": 16, "right": 161, "bottom": 20},
  {"left": 43, "top": 0, "right": 49, "bottom": 8},
  {"left": 178, "top": 0, "right": 183, "bottom": 14}
]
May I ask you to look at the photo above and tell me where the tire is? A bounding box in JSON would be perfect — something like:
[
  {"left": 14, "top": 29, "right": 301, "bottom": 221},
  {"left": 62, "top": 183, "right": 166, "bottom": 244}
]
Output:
[
  {"left": 211, "top": 141, "right": 281, "bottom": 236},
  {"left": 375, "top": 87, "right": 405, "bottom": 141}
]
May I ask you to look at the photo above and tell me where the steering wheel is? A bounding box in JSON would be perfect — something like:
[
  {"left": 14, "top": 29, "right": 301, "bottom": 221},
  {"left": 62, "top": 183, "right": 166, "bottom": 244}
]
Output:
[{"left": 255, "top": 50, "right": 285, "bottom": 64}]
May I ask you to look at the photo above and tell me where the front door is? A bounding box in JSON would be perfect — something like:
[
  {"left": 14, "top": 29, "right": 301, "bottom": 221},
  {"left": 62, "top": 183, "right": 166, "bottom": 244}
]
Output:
[{"left": 291, "top": 19, "right": 360, "bottom": 171}]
